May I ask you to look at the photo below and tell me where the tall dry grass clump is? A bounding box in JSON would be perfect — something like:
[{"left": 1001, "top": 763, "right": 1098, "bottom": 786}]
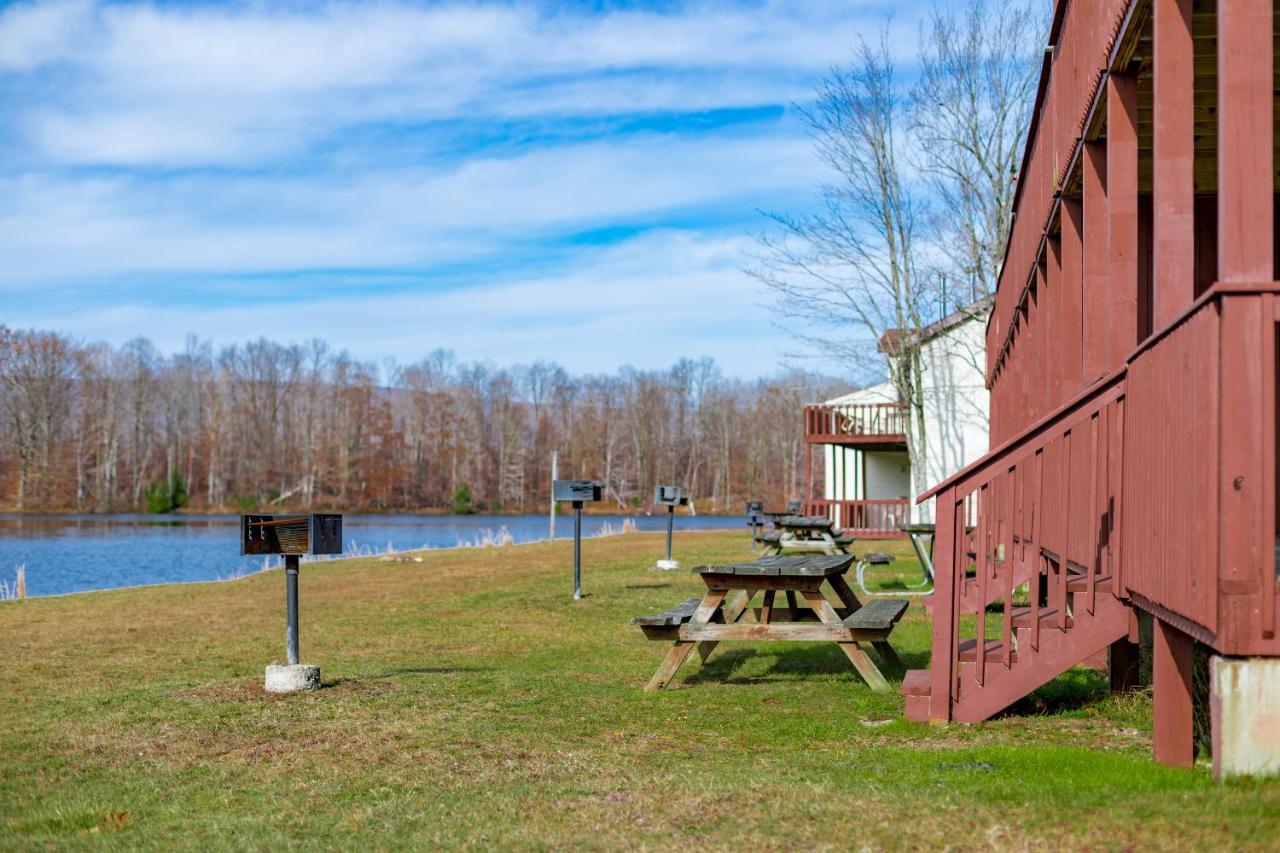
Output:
[{"left": 0, "top": 564, "right": 26, "bottom": 601}]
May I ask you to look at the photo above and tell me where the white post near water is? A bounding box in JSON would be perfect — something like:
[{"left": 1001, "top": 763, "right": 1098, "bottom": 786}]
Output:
[{"left": 549, "top": 450, "right": 558, "bottom": 541}]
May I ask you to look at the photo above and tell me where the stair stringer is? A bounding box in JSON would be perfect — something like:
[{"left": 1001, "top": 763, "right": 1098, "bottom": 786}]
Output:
[{"left": 950, "top": 591, "right": 1130, "bottom": 723}]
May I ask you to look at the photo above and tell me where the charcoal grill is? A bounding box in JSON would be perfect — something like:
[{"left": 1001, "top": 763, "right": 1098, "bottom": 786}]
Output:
[
  {"left": 654, "top": 485, "right": 689, "bottom": 567},
  {"left": 241, "top": 513, "right": 343, "bottom": 667},
  {"left": 746, "top": 500, "right": 765, "bottom": 550},
  {"left": 553, "top": 480, "right": 602, "bottom": 600}
]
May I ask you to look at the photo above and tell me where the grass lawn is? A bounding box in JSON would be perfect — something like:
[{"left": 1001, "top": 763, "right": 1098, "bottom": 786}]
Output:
[{"left": 2, "top": 530, "right": 1278, "bottom": 849}]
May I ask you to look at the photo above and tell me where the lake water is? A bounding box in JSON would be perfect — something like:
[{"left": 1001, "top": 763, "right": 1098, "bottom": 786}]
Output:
[{"left": 0, "top": 512, "right": 742, "bottom": 598}]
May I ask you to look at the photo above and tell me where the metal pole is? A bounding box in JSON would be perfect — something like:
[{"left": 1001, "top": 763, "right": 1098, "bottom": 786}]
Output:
[
  {"left": 751, "top": 517, "right": 758, "bottom": 550},
  {"left": 285, "top": 554, "right": 300, "bottom": 665},
  {"left": 573, "top": 501, "right": 583, "bottom": 600},
  {"left": 666, "top": 505, "right": 674, "bottom": 562}
]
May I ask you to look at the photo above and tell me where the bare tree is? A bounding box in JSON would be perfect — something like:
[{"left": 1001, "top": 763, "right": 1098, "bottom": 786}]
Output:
[
  {"left": 749, "top": 31, "right": 933, "bottom": 497},
  {"left": 911, "top": 0, "right": 1041, "bottom": 306},
  {"left": 749, "top": 5, "right": 1040, "bottom": 502}
]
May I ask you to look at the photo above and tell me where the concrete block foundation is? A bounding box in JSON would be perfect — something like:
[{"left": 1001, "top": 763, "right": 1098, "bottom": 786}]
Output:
[
  {"left": 1211, "top": 656, "right": 1280, "bottom": 779},
  {"left": 265, "top": 663, "right": 321, "bottom": 694}
]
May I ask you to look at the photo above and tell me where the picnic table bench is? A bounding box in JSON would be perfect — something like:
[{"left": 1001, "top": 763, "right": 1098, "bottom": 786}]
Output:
[
  {"left": 631, "top": 554, "right": 909, "bottom": 693},
  {"left": 755, "top": 515, "right": 852, "bottom": 556}
]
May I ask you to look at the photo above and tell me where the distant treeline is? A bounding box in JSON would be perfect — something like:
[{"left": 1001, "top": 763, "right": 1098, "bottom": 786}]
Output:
[{"left": 0, "top": 327, "right": 850, "bottom": 514}]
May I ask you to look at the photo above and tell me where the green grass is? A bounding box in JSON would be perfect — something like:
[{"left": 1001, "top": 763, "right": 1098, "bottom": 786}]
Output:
[{"left": 1, "top": 531, "right": 1277, "bottom": 849}]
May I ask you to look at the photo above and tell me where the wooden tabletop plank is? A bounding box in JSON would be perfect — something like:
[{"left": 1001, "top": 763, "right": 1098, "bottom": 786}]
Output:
[
  {"left": 777, "top": 515, "right": 835, "bottom": 529},
  {"left": 691, "top": 555, "right": 852, "bottom": 577}
]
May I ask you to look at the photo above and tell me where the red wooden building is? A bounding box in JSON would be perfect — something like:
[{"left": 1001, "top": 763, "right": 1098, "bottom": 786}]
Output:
[{"left": 901, "top": 0, "right": 1280, "bottom": 773}]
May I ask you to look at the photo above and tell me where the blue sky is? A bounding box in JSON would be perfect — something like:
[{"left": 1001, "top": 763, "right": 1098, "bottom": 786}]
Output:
[{"left": 0, "top": 0, "right": 930, "bottom": 377}]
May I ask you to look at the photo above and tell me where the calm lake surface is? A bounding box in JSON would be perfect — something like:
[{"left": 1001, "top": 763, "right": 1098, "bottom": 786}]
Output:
[{"left": 0, "top": 512, "right": 741, "bottom": 598}]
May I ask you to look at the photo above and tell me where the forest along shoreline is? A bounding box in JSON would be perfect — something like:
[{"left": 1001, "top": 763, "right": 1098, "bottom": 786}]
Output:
[{"left": 0, "top": 331, "right": 852, "bottom": 518}]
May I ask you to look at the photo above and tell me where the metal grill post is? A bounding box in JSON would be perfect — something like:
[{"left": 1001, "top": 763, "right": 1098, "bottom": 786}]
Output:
[
  {"left": 573, "top": 501, "right": 583, "bottom": 600},
  {"left": 665, "top": 505, "right": 675, "bottom": 562},
  {"left": 285, "top": 554, "right": 299, "bottom": 665}
]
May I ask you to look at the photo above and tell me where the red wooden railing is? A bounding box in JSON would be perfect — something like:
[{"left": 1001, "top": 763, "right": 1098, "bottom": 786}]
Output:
[
  {"left": 802, "top": 498, "right": 909, "bottom": 538},
  {"left": 1121, "top": 285, "right": 1280, "bottom": 653},
  {"left": 921, "top": 368, "right": 1127, "bottom": 721},
  {"left": 915, "top": 284, "right": 1280, "bottom": 722},
  {"left": 803, "top": 403, "right": 907, "bottom": 443}
]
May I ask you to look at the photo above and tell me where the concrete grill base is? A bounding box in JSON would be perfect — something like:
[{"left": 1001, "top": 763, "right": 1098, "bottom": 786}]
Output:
[
  {"left": 655, "top": 560, "right": 681, "bottom": 571},
  {"left": 1212, "top": 656, "right": 1280, "bottom": 779},
  {"left": 265, "top": 664, "right": 321, "bottom": 694}
]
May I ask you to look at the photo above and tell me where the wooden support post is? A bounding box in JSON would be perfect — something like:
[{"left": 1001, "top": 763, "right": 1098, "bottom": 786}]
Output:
[
  {"left": 1107, "top": 73, "right": 1139, "bottom": 359},
  {"left": 1153, "top": 617, "right": 1195, "bottom": 768},
  {"left": 1152, "top": 0, "right": 1196, "bottom": 327},
  {"left": 1046, "top": 233, "right": 1061, "bottom": 408},
  {"left": 1217, "top": 0, "right": 1274, "bottom": 283},
  {"left": 1109, "top": 637, "right": 1140, "bottom": 693},
  {"left": 1082, "top": 141, "right": 1110, "bottom": 379},
  {"left": 928, "top": 489, "right": 959, "bottom": 722},
  {"left": 1060, "top": 198, "right": 1084, "bottom": 397}
]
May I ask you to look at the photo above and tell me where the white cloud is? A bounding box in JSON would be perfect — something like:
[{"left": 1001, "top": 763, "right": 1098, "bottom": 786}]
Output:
[
  {"left": 6, "top": 230, "right": 788, "bottom": 376},
  {"left": 0, "top": 0, "right": 90, "bottom": 71},
  {"left": 4, "top": 0, "right": 923, "bottom": 167},
  {"left": 0, "top": 132, "right": 820, "bottom": 283},
  {"left": 0, "top": 0, "right": 932, "bottom": 374}
]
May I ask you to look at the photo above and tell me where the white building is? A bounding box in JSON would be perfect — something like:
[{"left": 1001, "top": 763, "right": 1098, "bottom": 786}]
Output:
[{"left": 803, "top": 300, "right": 991, "bottom": 534}]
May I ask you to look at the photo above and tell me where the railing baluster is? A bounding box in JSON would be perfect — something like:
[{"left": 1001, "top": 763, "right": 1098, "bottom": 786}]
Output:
[
  {"left": 1003, "top": 469, "right": 1015, "bottom": 667},
  {"left": 1031, "top": 449, "right": 1043, "bottom": 651},
  {"left": 976, "top": 484, "right": 989, "bottom": 686},
  {"left": 1058, "top": 433, "right": 1071, "bottom": 630},
  {"left": 1086, "top": 411, "right": 1099, "bottom": 616}
]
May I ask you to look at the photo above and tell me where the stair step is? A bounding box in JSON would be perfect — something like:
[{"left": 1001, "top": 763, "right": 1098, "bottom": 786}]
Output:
[
  {"left": 902, "top": 669, "right": 931, "bottom": 697},
  {"left": 1066, "top": 574, "right": 1113, "bottom": 593},
  {"left": 958, "top": 638, "right": 1017, "bottom": 664},
  {"left": 1011, "top": 607, "right": 1071, "bottom": 629}
]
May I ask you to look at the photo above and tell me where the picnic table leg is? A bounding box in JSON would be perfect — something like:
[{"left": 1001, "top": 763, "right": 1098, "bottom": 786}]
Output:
[
  {"left": 697, "top": 591, "right": 752, "bottom": 663},
  {"left": 645, "top": 590, "right": 726, "bottom": 692},
  {"left": 827, "top": 574, "right": 864, "bottom": 615},
  {"left": 871, "top": 640, "right": 905, "bottom": 671},
  {"left": 785, "top": 591, "right": 799, "bottom": 621},
  {"left": 760, "top": 590, "right": 776, "bottom": 624},
  {"left": 800, "top": 590, "right": 891, "bottom": 693}
]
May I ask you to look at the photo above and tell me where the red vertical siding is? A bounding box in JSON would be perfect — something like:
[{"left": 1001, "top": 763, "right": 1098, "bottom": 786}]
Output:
[
  {"left": 1108, "top": 72, "right": 1140, "bottom": 360},
  {"left": 1217, "top": 2, "right": 1275, "bottom": 283},
  {"left": 1151, "top": 0, "right": 1196, "bottom": 326}
]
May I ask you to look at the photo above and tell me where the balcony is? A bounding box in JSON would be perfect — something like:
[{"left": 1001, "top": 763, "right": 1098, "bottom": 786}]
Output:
[
  {"left": 803, "top": 402, "right": 907, "bottom": 448},
  {"left": 802, "top": 498, "right": 909, "bottom": 539}
]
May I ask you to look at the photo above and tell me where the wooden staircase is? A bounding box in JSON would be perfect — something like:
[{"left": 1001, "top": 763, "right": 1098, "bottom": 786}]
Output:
[{"left": 903, "top": 372, "right": 1133, "bottom": 724}]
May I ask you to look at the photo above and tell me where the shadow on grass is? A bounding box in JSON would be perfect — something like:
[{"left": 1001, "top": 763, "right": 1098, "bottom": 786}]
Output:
[
  {"left": 624, "top": 583, "right": 674, "bottom": 590},
  {"left": 374, "top": 666, "right": 490, "bottom": 679},
  {"left": 683, "top": 643, "right": 919, "bottom": 686},
  {"left": 998, "top": 667, "right": 1109, "bottom": 718}
]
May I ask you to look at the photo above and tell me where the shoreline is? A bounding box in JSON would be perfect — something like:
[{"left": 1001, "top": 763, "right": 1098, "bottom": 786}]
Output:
[
  {"left": 0, "top": 523, "right": 717, "bottom": 602},
  {"left": 0, "top": 506, "right": 746, "bottom": 519}
]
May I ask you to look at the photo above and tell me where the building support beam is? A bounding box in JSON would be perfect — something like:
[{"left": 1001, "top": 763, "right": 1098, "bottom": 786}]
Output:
[
  {"left": 1046, "top": 234, "right": 1062, "bottom": 408},
  {"left": 1152, "top": 0, "right": 1196, "bottom": 327},
  {"left": 1059, "top": 199, "right": 1084, "bottom": 398},
  {"left": 1217, "top": 0, "right": 1274, "bottom": 282},
  {"left": 1082, "top": 141, "right": 1110, "bottom": 379},
  {"left": 1107, "top": 73, "right": 1139, "bottom": 359},
  {"left": 1153, "top": 617, "right": 1195, "bottom": 768}
]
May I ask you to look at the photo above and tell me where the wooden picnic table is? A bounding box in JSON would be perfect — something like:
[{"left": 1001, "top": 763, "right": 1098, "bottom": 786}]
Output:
[
  {"left": 631, "top": 555, "right": 908, "bottom": 693},
  {"left": 755, "top": 515, "right": 852, "bottom": 556}
]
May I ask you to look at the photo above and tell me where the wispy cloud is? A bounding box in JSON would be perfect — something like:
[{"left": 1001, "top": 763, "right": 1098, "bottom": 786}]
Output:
[{"left": 0, "top": 0, "right": 930, "bottom": 373}]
